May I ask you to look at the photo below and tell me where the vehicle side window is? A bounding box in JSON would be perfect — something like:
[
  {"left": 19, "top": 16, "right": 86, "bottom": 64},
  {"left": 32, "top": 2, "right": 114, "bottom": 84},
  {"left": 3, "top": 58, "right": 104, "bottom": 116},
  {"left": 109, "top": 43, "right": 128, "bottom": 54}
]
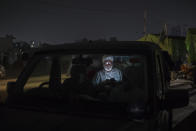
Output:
[{"left": 24, "top": 56, "right": 52, "bottom": 91}]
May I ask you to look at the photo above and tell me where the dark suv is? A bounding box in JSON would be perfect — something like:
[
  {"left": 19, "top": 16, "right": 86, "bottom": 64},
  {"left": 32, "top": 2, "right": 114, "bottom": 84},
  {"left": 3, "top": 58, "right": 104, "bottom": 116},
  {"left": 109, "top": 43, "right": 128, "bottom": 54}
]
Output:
[{"left": 0, "top": 41, "right": 189, "bottom": 131}]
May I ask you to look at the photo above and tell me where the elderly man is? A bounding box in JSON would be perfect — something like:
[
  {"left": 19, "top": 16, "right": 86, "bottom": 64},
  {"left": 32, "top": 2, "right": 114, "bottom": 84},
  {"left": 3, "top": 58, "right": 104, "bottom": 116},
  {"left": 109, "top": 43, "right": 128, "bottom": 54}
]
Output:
[{"left": 93, "top": 55, "right": 122, "bottom": 86}]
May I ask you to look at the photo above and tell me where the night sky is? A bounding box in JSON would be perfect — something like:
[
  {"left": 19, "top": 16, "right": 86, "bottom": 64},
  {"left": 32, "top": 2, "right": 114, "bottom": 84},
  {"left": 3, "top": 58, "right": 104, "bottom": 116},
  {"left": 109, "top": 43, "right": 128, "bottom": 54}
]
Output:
[{"left": 0, "top": 0, "right": 196, "bottom": 44}]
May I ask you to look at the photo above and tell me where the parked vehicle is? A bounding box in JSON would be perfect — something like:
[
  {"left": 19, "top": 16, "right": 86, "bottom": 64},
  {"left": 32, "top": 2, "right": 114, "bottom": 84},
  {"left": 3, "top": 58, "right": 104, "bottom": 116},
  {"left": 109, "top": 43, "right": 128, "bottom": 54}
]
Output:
[
  {"left": 0, "top": 64, "right": 6, "bottom": 79},
  {"left": 0, "top": 41, "right": 189, "bottom": 131}
]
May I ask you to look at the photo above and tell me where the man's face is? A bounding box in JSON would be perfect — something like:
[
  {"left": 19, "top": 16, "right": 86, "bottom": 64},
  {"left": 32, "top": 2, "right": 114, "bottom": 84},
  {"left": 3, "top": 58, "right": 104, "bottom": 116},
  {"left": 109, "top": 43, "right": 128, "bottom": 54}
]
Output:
[{"left": 103, "top": 60, "right": 113, "bottom": 72}]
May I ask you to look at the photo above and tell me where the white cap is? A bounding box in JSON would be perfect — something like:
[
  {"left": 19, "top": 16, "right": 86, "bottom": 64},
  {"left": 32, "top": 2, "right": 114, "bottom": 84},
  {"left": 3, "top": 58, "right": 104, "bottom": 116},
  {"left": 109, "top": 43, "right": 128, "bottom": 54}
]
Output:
[{"left": 102, "top": 55, "right": 114, "bottom": 63}]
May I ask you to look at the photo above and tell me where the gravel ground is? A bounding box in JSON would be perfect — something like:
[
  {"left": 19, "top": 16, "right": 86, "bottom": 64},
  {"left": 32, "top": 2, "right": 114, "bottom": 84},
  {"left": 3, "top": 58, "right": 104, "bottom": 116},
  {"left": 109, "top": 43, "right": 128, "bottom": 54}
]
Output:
[{"left": 173, "top": 111, "right": 196, "bottom": 131}]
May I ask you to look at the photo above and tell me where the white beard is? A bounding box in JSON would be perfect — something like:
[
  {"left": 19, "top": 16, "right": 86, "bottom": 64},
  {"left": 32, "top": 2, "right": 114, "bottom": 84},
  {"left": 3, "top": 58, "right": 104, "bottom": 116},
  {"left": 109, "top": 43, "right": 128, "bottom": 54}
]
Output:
[{"left": 104, "top": 66, "right": 113, "bottom": 72}]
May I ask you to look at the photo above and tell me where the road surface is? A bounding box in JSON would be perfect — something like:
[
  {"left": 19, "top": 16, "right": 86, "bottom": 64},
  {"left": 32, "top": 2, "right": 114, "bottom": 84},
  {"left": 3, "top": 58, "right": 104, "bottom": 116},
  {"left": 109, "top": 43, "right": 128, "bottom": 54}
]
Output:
[{"left": 172, "top": 83, "right": 196, "bottom": 131}]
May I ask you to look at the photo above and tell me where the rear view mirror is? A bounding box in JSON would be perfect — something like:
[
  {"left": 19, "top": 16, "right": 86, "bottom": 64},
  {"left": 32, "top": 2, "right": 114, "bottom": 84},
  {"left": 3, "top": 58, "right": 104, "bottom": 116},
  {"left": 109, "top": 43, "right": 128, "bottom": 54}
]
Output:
[
  {"left": 164, "top": 89, "right": 189, "bottom": 109},
  {"left": 72, "top": 56, "right": 92, "bottom": 65}
]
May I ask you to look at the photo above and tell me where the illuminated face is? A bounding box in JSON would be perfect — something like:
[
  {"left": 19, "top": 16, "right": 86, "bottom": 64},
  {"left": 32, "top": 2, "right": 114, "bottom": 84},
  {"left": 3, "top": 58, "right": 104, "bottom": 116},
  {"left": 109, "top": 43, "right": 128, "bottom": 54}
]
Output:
[{"left": 103, "top": 60, "right": 113, "bottom": 72}]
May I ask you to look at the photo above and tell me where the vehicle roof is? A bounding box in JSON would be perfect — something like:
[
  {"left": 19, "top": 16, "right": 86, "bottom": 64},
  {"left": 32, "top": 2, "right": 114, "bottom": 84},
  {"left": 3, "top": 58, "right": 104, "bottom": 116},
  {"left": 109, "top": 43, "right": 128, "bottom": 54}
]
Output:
[{"left": 31, "top": 41, "right": 161, "bottom": 55}]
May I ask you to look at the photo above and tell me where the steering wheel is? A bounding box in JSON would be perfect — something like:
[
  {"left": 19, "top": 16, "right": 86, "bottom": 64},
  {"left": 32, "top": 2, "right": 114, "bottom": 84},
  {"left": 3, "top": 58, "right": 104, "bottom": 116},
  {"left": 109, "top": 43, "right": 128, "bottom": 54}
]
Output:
[
  {"left": 38, "top": 81, "right": 49, "bottom": 88},
  {"left": 95, "top": 79, "right": 120, "bottom": 99},
  {"left": 100, "top": 78, "right": 120, "bottom": 87}
]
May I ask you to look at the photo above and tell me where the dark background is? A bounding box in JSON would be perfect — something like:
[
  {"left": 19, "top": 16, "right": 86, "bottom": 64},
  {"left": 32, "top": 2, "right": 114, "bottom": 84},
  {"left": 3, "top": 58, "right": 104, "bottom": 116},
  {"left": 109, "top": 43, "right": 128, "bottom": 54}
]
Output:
[{"left": 0, "top": 0, "right": 196, "bottom": 44}]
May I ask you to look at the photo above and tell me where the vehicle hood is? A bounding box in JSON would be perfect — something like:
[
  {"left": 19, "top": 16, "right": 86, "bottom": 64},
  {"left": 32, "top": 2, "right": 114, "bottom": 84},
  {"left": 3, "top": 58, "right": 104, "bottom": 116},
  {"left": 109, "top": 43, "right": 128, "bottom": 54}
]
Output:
[{"left": 1, "top": 107, "right": 148, "bottom": 131}]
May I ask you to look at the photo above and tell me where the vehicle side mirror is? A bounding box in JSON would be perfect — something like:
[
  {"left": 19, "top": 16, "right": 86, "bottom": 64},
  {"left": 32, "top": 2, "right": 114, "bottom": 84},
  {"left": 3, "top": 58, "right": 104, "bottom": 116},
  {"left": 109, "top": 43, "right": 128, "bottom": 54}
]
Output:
[
  {"left": 164, "top": 89, "right": 189, "bottom": 109},
  {"left": 162, "top": 51, "right": 175, "bottom": 71}
]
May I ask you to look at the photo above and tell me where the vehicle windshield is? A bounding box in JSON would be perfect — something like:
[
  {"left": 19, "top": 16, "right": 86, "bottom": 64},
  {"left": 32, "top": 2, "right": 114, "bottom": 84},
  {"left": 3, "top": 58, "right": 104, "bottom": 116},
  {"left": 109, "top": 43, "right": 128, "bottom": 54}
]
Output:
[{"left": 12, "top": 53, "right": 148, "bottom": 115}]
